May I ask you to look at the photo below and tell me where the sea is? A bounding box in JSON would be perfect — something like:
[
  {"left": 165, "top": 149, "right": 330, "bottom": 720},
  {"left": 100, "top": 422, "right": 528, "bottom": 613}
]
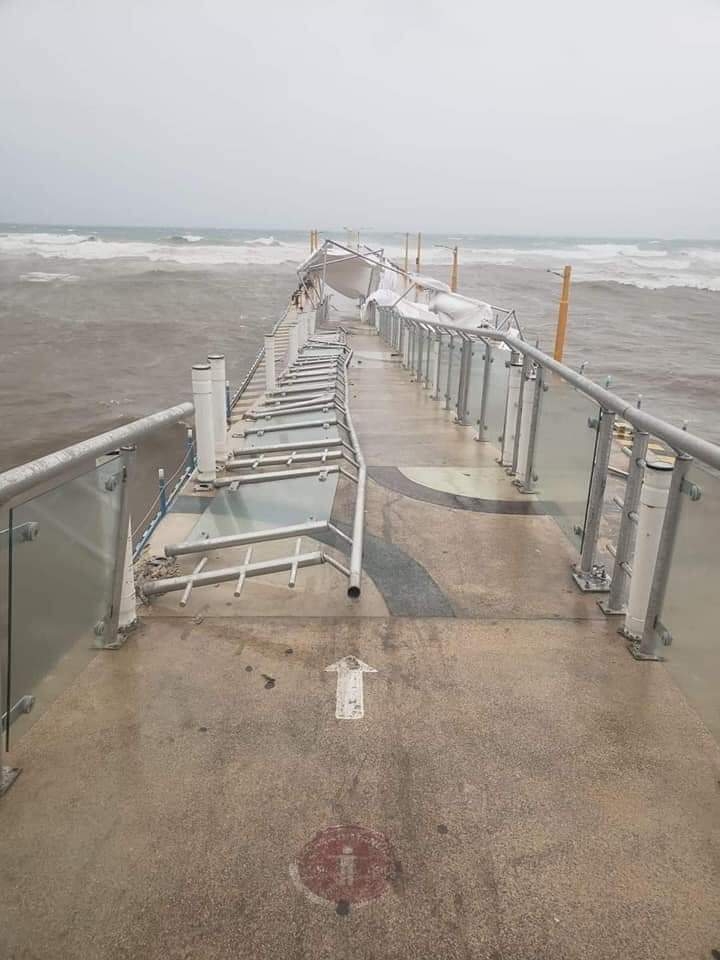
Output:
[{"left": 1, "top": 225, "right": 719, "bottom": 498}]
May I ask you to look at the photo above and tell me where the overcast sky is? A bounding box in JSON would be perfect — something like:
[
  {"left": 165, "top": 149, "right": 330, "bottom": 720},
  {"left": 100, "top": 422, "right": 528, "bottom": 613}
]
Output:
[{"left": 1, "top": 0, "right": 719, "bottom": 236}]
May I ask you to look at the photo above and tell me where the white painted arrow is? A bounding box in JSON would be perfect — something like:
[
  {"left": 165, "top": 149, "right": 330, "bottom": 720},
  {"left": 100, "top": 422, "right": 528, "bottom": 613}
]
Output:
[{"left": 325, "top": 655, "right": 377, "bottom": 720}]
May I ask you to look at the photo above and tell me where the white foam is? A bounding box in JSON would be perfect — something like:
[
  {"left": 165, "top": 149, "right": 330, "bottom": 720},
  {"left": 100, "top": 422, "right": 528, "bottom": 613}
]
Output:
[
  {"left": 3, "top": 231, "right": 720, "bottom": 291},
  {"left": 0, "top": 232, "right": 305, "bottom": 265},
  {"left": 243, "top": 235, "right": 282, "bottom": 247},
  {"left": 165, "top": 234, "right": 204, "bottom": 243},
  {"left": 19, "top": 271, "right": 80, "bottom": 283}
]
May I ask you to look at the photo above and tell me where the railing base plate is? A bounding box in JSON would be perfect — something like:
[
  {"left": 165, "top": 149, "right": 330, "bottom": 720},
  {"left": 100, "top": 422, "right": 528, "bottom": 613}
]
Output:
[
  {"left": 627, "top": 641, "right": 665, "bottom": 662},
  {"left": 572, "top": 569, "right": 610, "bottom": 593},
  {"left": 598, "top": 599, "right": 625, "bottom": 616}
]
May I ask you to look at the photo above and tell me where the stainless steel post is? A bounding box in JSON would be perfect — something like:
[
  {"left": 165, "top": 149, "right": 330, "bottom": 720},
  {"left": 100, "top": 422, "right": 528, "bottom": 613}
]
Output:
[
  {"left": 600, "top": 429, "right": 649, "bottom": 615},
  {"left": 501, "top": 354, "right": 523, "bottom": 466},
  {"left": 456, "top": 339, "right": 473, "bottom": 424},
  {"left": 415, "top": 327, "right": 424, "bottom": 382},
  {"left": 341, "top": 356, "right": 366, "bottom": 598},
  {"left": 477, "top": 342, "right": 493, "bottom": 441},
  {"left": 520, "top": 364, "right": 544, "bottom": 492},
  {"left": 103, "top": 446, "right": 134, "bottom": 649},
  {"left": 444, "top": 337, "right": 455, "bottom": 411},
  {"left": 431, "top": 333, "right": 442, "bottom": 399},
  {"left": 572, "top": 409, "right": 615, "bottom": 592},
  {"left": 511, "top": 355, "right": 530, "bottom": 475},
  {"left": 633, "top": 454, "right": 692, "bottom": 660}
]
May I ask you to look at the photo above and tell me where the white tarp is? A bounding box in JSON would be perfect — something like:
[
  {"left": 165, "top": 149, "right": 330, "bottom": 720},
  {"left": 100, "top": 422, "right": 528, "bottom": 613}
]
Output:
[
  {"left": 300, "top": 248, "right": 376, "bottom": 300},
  {"left": 300, "top": 244, "right": 502, "bottom": 333},
  {"left": 363, "top": 288, "right": 438, "bottom": 322},
  {"left": 428, "top": 291, "right": 494, "bottom": 328}
]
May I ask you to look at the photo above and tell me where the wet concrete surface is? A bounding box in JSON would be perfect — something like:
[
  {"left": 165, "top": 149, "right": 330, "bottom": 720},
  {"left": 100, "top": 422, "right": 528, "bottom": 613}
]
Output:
[
  {"left": 3, "top": 315, "right": 720, "bottom": 959},
  {"left": 1, "top": 616, "right": 719, "bottom": 959}
]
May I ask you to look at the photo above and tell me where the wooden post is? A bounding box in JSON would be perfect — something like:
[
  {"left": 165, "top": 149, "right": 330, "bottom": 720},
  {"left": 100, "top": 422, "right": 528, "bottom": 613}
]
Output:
[
  {"left": 450, "top": 245, "right": 459, "bottom": 292},
  {"left": 553, "top": 265, "right": 572, "bottom": 362},
  {"left": 404, "top": 233, "right": 409, "bottom": 274}
]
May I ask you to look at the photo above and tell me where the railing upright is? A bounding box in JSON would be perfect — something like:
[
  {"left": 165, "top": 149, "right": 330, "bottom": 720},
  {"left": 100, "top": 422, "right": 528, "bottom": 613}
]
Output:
[
  {"left": 501, "top": 354, "right": 523, "bottom": 467},
  {"left": 511, "top": 355, "right": 530, "bottom": 475},
  {"left": 444, "top": 336, "right": 455, "bottom": 411},
  {"left": 431, "top": 333, "right": 442, "bottom": 400},
  {"left": 424, "top": 329, "right": 432, "bottom": 386},
  {"left": 477, "top": 342, "right": 494, "bottom": 441},
  {"left": 572, "top": 409, "right": 615, "bottom": 591},
  {"left": 519, "top": 364, "right": 544, "bottom": 493},
  {"left": 414, "top": 326, "right": 424, "bottom": 382},
  {"left": 632, "top": 454, "right": 693, "bottom": 660},
  {"left": 455, "top": 338, "right": 472, "bottom": 425}
]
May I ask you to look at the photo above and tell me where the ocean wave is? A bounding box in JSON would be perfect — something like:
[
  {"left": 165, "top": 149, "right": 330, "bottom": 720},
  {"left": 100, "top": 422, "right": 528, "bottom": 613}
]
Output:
[
  {"left": 20, "top": 271, "right": 80, "bottom": 283},
  {"left": 24, "top": 232, "right": 94, "bottom": 246},
  {"left": 165, "top": 234, "right": 204, "bottom": 243},
  {"left": 576, "top": 274, "right": 720, "bottom": 292},
  {"left": 0, "top": 232, "right": 306, "bottom": 265},
  {"left": 243, "top": 235, "right": 282, "bottom": 247},
  {"left": 402, "top": 241, "right": 720, "bottom": 290},
  {"left": 3, "top": 231, "right": 720, "bottom": 291}
]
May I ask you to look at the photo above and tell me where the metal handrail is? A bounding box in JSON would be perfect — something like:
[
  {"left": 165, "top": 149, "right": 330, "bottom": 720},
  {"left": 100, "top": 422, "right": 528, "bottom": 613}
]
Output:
[
  {"left": 342, "top": 348, "right": 366, "bottom": 598},
  {"left": 0, "top": 403, "right": 194, "bottom": 509},
  {"left": 389, "top": 309, "right": 720, "bottom": 473}
]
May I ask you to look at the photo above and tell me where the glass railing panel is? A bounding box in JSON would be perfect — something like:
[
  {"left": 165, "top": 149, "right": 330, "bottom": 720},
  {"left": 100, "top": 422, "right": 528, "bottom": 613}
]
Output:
[
  {"left": 446, "top": 339, "right": 461, "bottom": 412},
  {"left": 482, "top": 345, "right": 511, "bottom": 451},
  {"left": 534, "top": 374, "right": 599, "bottom": 547},
  {"left": 187, "top": 473, "right": 340, "bottom": 540},
  {"left": 7, "top": 456, "right": 124, "bottom": 743},
  {"left": 659, "top": 462, "right": 720, "bottom": 740},
  {"left": 414, "top": 328, "right": 426, "bottom": 380},
  {"left": 421, "top": 329, "right": 433, "bottom": 384},
  {"left": 466, "top": 343, "right": 485, "bottom": 427},
  {"left": 437, "top": 335, "right": 450, "bottom": 397}
]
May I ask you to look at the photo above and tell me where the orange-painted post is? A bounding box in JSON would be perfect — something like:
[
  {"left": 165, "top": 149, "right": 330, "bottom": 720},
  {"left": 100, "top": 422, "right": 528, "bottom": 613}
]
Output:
[
  {"left": 404, "top": 233, "right": 409, "bottom": 274},
  {"left": 553, "top": 265, "right": 572, "bottom": 362}
]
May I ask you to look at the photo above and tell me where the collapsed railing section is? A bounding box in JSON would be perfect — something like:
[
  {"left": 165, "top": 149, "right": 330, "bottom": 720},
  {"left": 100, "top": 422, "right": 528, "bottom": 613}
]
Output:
[
  {"left": 142, "top": 309, "right": 366, "bottom": 606},
  {"left": 375, "top": 304, "right": 720, "bottom": 668}
]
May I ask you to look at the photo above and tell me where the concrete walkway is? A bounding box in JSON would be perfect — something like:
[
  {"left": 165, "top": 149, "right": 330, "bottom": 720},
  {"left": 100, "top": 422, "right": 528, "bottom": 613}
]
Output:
[{"left": 1, "top": 317, "right": 719, "bottom": 960}]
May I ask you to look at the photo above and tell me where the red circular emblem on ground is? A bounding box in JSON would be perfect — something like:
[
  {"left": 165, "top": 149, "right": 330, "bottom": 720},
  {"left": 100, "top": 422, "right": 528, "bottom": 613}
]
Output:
[{"left": 293, "top": 825, "right": 396, "bottom": 907}]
